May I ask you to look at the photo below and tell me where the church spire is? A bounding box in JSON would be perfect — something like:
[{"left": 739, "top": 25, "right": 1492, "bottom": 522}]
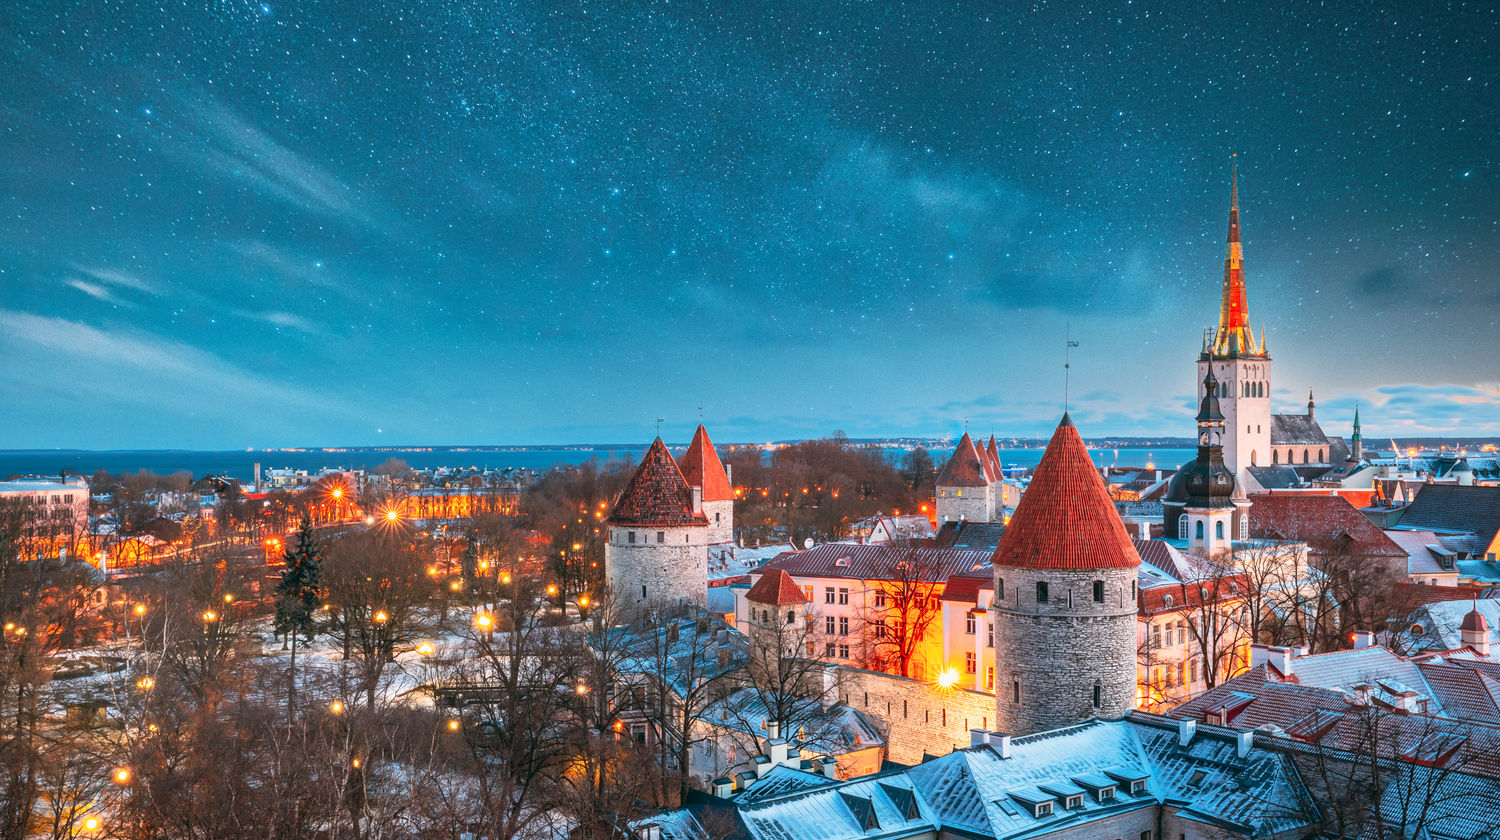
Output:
[
  {"left": 1352, "top": 401, "right": 1363, "bottom": 461},
  {"left": 1211, "top": 163, "right": 1262, "bottom": 358}
]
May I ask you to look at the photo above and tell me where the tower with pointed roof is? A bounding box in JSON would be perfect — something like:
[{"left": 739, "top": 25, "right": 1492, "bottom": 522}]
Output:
[
  {"left": 936, "top": 432, "right": 998, "bottom": 524},
  {"left": 1199, "top": 167, "right": 1272, "bottom": 484},
  {"left": 1161, "top": 367, "right": 1245, "bottom": 555},
  {"left": 679, "top": 424, "right": 735, "bottom": 545},
  {"left": 605, "top": 437, "right": 709, "bottom": 616},
  {"left": 991, "top": 415, "right": 1141, "bottom": 736},
  {"left": 1351, "top": 403, "right": 1363, "bottom": 462}
]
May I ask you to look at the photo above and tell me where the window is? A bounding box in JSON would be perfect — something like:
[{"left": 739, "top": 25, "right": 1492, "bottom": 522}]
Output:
[
  {"left": 807, "top": 641, "right": 816, "bottom": 655},
  {"left": 1093, "top": 683, "right": 1101, "bottom": 708},
  {"left": 1215, "top": 521, "right": 1224, "bottom": 540},
  {"left": 826, "top": 616, "right": 836, "bottom": 634},
  {"left": 1034, "top": 802, "right": 1052, "bottom": 817},
  {"left": 965, "top": 615, "right": 976, "bottom": 635},
  {"left": 802, "top": 586, "right": 813, "bottom": 601},
  {"left": 838, "top": 616, "right": 849, "bottom": 636},
  {"left": 1195, "top": 521, "right": 1204, "bottom": 540},
  {"left": 873, "top": 619, "right": 887, "bottom": 638},
  {"left": 838, "top": 645, "right": 849, "bottom": 659},
  {"left": 838, "top": 588, "right": 849, "bottom": 605},
  {"left": 1140, "top": 829, "right": 1152, "bottom": 840},
  {"left": 1152, "top": 624, "right": 1161, "bottom": 649},
  {"left": 825, "top": 642, "right": 836, "bottom": 657},
  {"left": 657, "top": 531, "right": 665, "bottom": 543},
  {"left": 628, "top": 531, "right": 637, "bottom": 544},
  {"left": 825, "top": 587, "right": 835, "bottom": 604},
  {"left": 985, "top": 667, "right": 994, "bottom": 690},
  {"left": 1012, "top": 679, "right": 1021, "bottom": 703},
  {"left": 965, "top": 652, "right": 976, "bottom": 673},
  {"left": 715, "top": 512, "right": 721, "bottom": 523},
  {"left": 1189, "top": 658, "right": 1198, "bottom": 684},
  {"left": 874, "top": 590, "right": 886, "bottom": 607},
  {"left": 785, "top": 611, "right": 795, "bottom": 625},
  {"left": 1131, "top": 580, "right": 1136, "bottom": 600},
  {"left": 1178, "top": 514, "right": 1189, "bottom": 540},
  {"left": 1093, "top": 580, "right": 1104, "bottom": 603},
  {"left": 1036, "top": 582, "right": 1048, "bottom": 603},
  {"left": 1066, "top": 794, "right": 1083, "bottom": 810},
  {"left": 997, "top": 579, "right": 1004, "bottom": 599},
  {"left": 1239, "top": 517, "right": 1248, "bottom": 540}
]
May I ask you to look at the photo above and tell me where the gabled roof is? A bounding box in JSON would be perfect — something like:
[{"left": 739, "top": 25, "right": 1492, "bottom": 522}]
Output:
[
  {"left": 935, "top": 432, "right": 990, "bottom": 487},
  {"left": 993, "top": 415, "right": 1140, "bottom": 570},
  {"left": 746, "top": 569, "right": 806, "bottom": 606},
  {"left": 1270, "top": 413, "right": 1330, "bottom": 447},
  {"left": 934, "top": 520, "right": 1005, "bottom": 551},
  {"left": 1247, "top": 493, "right": 1406, "bottom": 557},
  {"left": 608, "top": 438, "right": 708, "bottom": 527},
  {"left": 679, "top": 425, "right": 735, "bottom": 502},
  {"left": 756, "top": 543, "right": 991, "bottom": 584},
  {"left": 1396, "top": 484, "right": 1500, "bottom": 545}
]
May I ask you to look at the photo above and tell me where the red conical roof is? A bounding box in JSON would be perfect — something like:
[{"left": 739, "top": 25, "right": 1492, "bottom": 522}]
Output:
[
  {"left": 608, "top": 438, "right": 708, "bottom": 527},
  {"left": 986, "top": 436, "right": 1003, "bottom": 480},
  {"left": 992, "top": 415, "right": 1140, "bottom": 570},
  {"left": 937, "top": 432, "right": 990, "bottom": 487},
  {"left": 679, "top": 425, "right": 734, "bottom": 502},
  {"left": 746, "top": 569, "right": 807, "bottom": 606}
]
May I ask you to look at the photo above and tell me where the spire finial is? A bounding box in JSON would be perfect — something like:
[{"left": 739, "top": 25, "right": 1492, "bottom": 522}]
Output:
[
  {"left": 1064, "top": 324, "right": 1080, "bottom": 413},
  {"left": 1211, "top": 158, "right": 1258, "bottom": 359}
]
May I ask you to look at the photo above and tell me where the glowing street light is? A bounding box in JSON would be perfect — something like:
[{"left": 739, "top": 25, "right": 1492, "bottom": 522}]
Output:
[
  {"left": 133, "top": 604, "right": 147, "bottom": 616},
  {"left": 385, "top": 509, "right": 399, "bottom": 522},
  {"left": 365, "top": 516, "right": 375, "bottom": 525},
  {"left": 136, "top": 677, "right": 154, "bottom": 690},
  {"left": 332, "top": 487, "right": 344, "bottom": 500},
  {"left": 578, "top": 595, "right": 590, "bottom": 608},
  {"left": 223, "top": 593, "right": 234, "bottom": 603},
  {"left": 373, "top": 610, "right": 389, "bottom": 624},
  {"left": 201, "top": 610, "right": 218, "bottom": 623},
  {"left": 330, "top": 700, "right": 344, "bottom": 715},
  {"left": 84, "top": 817, "right": 100, "bottom": 832},
  {"left": 446, "top": 718, "right": 461, "bottom": 731},
  {"left": 418, "top": 642, "right": 434, "bottom": 656},
  {"left": 475, "top": 614, "right": 493, "bottom": 630},
  {"left": 546, "top": 584, "right": 558, "bottom": 596},
  {"left": 935, "top": 668, "right": 960, "bottom": 689},
  {"left": 449, "top": 580, "right": 462, "bottom": 591},
  {"left": 113, "top": 767, "right": 131, "bottom": 784}
]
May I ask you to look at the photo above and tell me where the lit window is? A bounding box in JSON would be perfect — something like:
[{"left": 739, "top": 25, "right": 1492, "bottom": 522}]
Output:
[{"left": 965, "top": 652, "right": 976, "bottom": 673}]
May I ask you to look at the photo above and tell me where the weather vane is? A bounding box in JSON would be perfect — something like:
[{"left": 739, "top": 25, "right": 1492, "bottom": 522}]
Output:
[
  {"left": 655, "top": 417, "right": 664, "bottom": 436},
  {"left": 1064, "top": 324, "right": 1080, "bottom": 413}
]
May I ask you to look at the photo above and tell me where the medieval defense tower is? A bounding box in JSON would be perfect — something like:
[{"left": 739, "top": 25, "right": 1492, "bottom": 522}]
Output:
[
  {"left": 604, "top": 437, "right": 709, "bottom": 616},
  {"left": 678, "top": 424, "right": 736, "bottom": 545},
  {"left": 991, "top": 414, "right": 1141, "bottom": 736}
]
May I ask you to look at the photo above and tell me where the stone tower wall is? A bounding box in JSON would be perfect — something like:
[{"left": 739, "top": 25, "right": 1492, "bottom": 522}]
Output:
[
  {"left": 701, "top": 499, "right": 734, "bottom": 544},
  {"left": 605, "top": 523, "right": 708, "bottom": 615},
  {"left": 936, "top": 484, "right": 993, "bottom": 524},
  {"left": 992, "top": 565, "right": 1138, "bottom": 736}
]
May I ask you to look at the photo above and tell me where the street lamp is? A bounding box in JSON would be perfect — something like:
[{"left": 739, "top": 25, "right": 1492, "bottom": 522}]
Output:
[
  {"left": 373, "top": 610, "right": 389, "bottom": 624},
  {"left": 446, "top": 718, "right": 461, "bottom": 731},
  {"left": 201, "top": 610, "right": 217, "bottom": 623},
  {"left": 330, "top": 700, "right": 344, "bottom": 714},
  {"left": 418, "top": 642, "right": 434, "bottom": 656},
  {"left": 113, "top": 767, "right": 131, "bottom": 784}
]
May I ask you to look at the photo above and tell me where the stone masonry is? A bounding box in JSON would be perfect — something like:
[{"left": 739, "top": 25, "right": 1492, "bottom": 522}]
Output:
[{"left": 605, "top": 523, "right": 708, "bottom": 614}]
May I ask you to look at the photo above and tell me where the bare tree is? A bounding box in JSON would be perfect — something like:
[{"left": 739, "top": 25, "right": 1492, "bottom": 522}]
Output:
[
  {"left": 321, "top": 530, "right": 430, "bottom": 711},
  {"left": 864, "top": 551, "right": 944, "bottom": 678}
]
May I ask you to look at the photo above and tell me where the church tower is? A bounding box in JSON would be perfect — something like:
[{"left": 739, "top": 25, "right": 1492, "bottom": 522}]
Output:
[
  {"left": 604, "top": 438, "right": 709, "bottom": 617},
  {"left": 678, "top": 424, "right": 735, "bottom": 545},
  {"left": 992, "top": 415, "right": 1140, "bottom": 736},
  {"left": 1351, "top": 403, "right": 1363, "bottom": 462},
  {"left": 1162, "top": 367, "right": 1244, "bottom": 554},
  {"left": 1198, "top": 167, "right": 1271, "bottom": 483},
  {"left": 935, "top": 432, "right": 996, "bottom": 524}
]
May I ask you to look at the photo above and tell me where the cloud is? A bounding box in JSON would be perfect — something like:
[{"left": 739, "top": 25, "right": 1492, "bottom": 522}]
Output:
[
  {"left": 0, "top": 309, "right": 345, "bottom": 418},
  {"left": 63, "top": 279, "right": 126, "bottom": 305},
  {"left": 72, "top": 266, "right": 158, "bottom": 295},
  {"left": 1348, "top": 383, "right": 1500, "bottom": 435},
  {"left": 234, "top": 309, "right": 320, "bottom": 334},
  {"left": 1355, "top": 265, "right": 1416, "bottom": 298}
]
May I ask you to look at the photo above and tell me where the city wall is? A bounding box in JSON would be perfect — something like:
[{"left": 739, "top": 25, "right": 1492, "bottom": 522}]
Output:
[{"left": 829, "top": 665, "right": 998, "bottom": 764}]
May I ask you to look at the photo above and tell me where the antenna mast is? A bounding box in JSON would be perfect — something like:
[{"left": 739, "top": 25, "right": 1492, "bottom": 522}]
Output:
[{"left": 1064, "top": 324, "right": 1080, "bottom": 413}]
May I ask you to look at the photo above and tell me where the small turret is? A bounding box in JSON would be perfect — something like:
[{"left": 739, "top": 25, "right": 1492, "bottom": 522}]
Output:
[
  {"left": 1307, "top": 388, "right": 1315, "bottom": 420},
  {"left": 1461, "top": 602, "right": 1491, "bottom": 656}
]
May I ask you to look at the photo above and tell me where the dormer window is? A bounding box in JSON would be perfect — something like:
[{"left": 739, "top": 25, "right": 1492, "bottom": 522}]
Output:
[
  {"left": 1131, "top": 780, "right": 1145, "bottom": 795},
  {"left": 1099, "top": 786, "right": 1115, "bottom": 801},
  {"left": 1066, "top": 794, "right": 1083, "bottom": 809},
  {"left": 1034, "top": 801, "right": 1052, "bottom": 817}
]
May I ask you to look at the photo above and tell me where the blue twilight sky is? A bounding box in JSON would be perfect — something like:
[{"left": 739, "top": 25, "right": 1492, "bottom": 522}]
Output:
[{"left": 1, "top": 1, "right": 1496, "bottom": 449}]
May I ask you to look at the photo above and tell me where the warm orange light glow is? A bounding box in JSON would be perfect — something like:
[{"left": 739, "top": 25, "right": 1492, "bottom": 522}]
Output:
[
  {"left": 332, "top": 488, "right": 343, "bottom": 499},
  {"left": 418, "top": 642, "right": 434, "bottom": 655},
  {"left": 365, "top": 516, "right": 375, "bottom": 525},
  {"left": 446, "top": 718, "right": 461, "bottom": 731},
  {"left": 84, "top": 817, "right": 99, "bottom": 831},
  {"left": 330, "top": 701, "right": 344, "bottom": 714},
  {"left": 114, "top": 767, "right": 131, "bottom": 784},
  {"left": 547, "top": 584, "right": 558, "bottom": 596},
  {"left": 201, "top": 610, "right": 217, "bottom": 623},
  {"left": 373, "top": 610, "right": 389, "bottom": 623},
  {"left": 133, "top": 604, "right": 146, "bottom": 615},
  {"left": 476, "top": 614, "right": 493, "bottom": 629},
  {"left": 136, "top": 677, "right": 154, "bottom": 690},
  {"left": 935, "top": 668, "right": 960, "bottom": 689},
  {"left": 450, "top": 580, "right": 461, "bottom": 591},
  {"left": 578, "top": 595, "right": 589, "bottom": 607},
  {"left": 223, "top": 593, "right": 234, "bottom": 603},
  {"left": 351, "top": 758, "right": 361, "bottom": 768},
  {"left": 572, "top": 543, "right": 581, "bottom": 551}
]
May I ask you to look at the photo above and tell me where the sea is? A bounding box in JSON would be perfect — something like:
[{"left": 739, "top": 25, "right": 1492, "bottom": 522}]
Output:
[{"left": 0, "top": 446, "right": 1199, "bottom": 484}]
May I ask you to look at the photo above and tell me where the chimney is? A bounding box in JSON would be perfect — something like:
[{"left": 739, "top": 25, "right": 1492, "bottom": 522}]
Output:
[
  {"left": 1249, "top": 644, "right": 1293, "bottom": 676},
  {"left": 1236, "top": 730, "right": 1254, "bottom": 758},
  {"left": 691, "top": 485, "right": 703, "bottom": 513},
  {"left": 711, "top": 778, "right": 733, "bottom": 798},
  {"left": 1177, "top": 718, "right": 1197, "bottom": 747},
  {"left": 753, "top": 755, "right": 772, "bottom": 778},
  {"left": 969, "top": 729, "right": 987, "bottom": 748},
  {"left": 1350, "top": 682, "right": 1373, "bottom": 705},
  {"left": 1138, "top": 521, "right": 1151, "bottom": 540},
  {"left": 768, "top": 738, "right": 788, "bottom": 766},
  {"left": 818, "top": 757, "right": 838, "bottom": 779},
  {"left": 988, "top": 732, "right": 1012, "bottom": 758},
  {"left": 1351, "top": 631, "right": 1376, "bottom": 649},
  {"left": 767, "top": 720, "right": 780, "bottom": 740}
]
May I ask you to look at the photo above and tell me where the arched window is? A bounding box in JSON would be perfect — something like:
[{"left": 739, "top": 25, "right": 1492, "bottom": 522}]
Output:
[
  {"left": 1178, "top": 514, "right": 1189, "bottom": 540},
  {"left": 1319, "top": 449, "right": 1325, "bottom": 462},
  {"left": 1195, "top": 521, "right": 1204, "bottom": 540},
  {"left": 1251, "top": 450, "right": 1257, "bottom": 466},
  {"left": 1302, "top": 448, "right": 1309, "bottom": 464},
  {"left": 1240, "top": 517, "right": 1249, "bottom": 540},
  {"left": 1215, "top": 521, "right": 1224, "bottom": 540},
  {"left": 1272, "top": 450, "right": 1279, "bottom": 464}
]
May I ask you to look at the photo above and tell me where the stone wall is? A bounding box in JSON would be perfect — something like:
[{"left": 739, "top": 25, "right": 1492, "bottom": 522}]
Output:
[
  {"left": 702, "top": 499, "right": 734, "bottom": 544},
  {"left": 936, "top": 485, "right": 993, "bottom": 525},
  {"left": 605, "top": 523, "right": 708, "bottom": 615},
  {"left": 993, "top": 565, "right": 1138, "bottom": 736},
  {"left": 828, "top": 665, "right": 998, "bottom": 764}
]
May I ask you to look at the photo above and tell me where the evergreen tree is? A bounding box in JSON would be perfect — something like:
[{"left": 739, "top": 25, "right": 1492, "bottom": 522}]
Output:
[{"left": 274, "top": 515, "right": 323, "bottom": 722}]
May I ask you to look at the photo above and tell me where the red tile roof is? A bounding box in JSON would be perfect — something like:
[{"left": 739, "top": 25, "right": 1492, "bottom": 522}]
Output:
[
  {"left": 1248, "top": 493, "right": 1406, "bottom": 558},
  {"left": 1139, "top": 573, "right": 1251, "bottom": 617},
  {"left": 757, "top": 543, "right": 991, "bottom": 583},
  {"left": 986, "top": 436, "right": 1003, "bottom": 480},
  {"left": 992, "top": 415, "right": 1141, "bottom": 570},
  {"left": 1393, "top": 581, "right": 1489, "bottom": 613},
  {"left": 608, "top": 438, "right": 708, "bottom": 527},
  {"left": 745, "top": 569, "right": 807, "bottom": 606},
  {"left": 936, "top": 432, "right": 990, "bottom": 487},
  {"left": 678, "top": 424, "right": 735, "bottom": 502}
]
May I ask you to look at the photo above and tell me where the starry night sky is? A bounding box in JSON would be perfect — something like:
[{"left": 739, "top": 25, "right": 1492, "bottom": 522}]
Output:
[{"left": 2, "top": 1, "right": 1496, "bottom": 449}]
